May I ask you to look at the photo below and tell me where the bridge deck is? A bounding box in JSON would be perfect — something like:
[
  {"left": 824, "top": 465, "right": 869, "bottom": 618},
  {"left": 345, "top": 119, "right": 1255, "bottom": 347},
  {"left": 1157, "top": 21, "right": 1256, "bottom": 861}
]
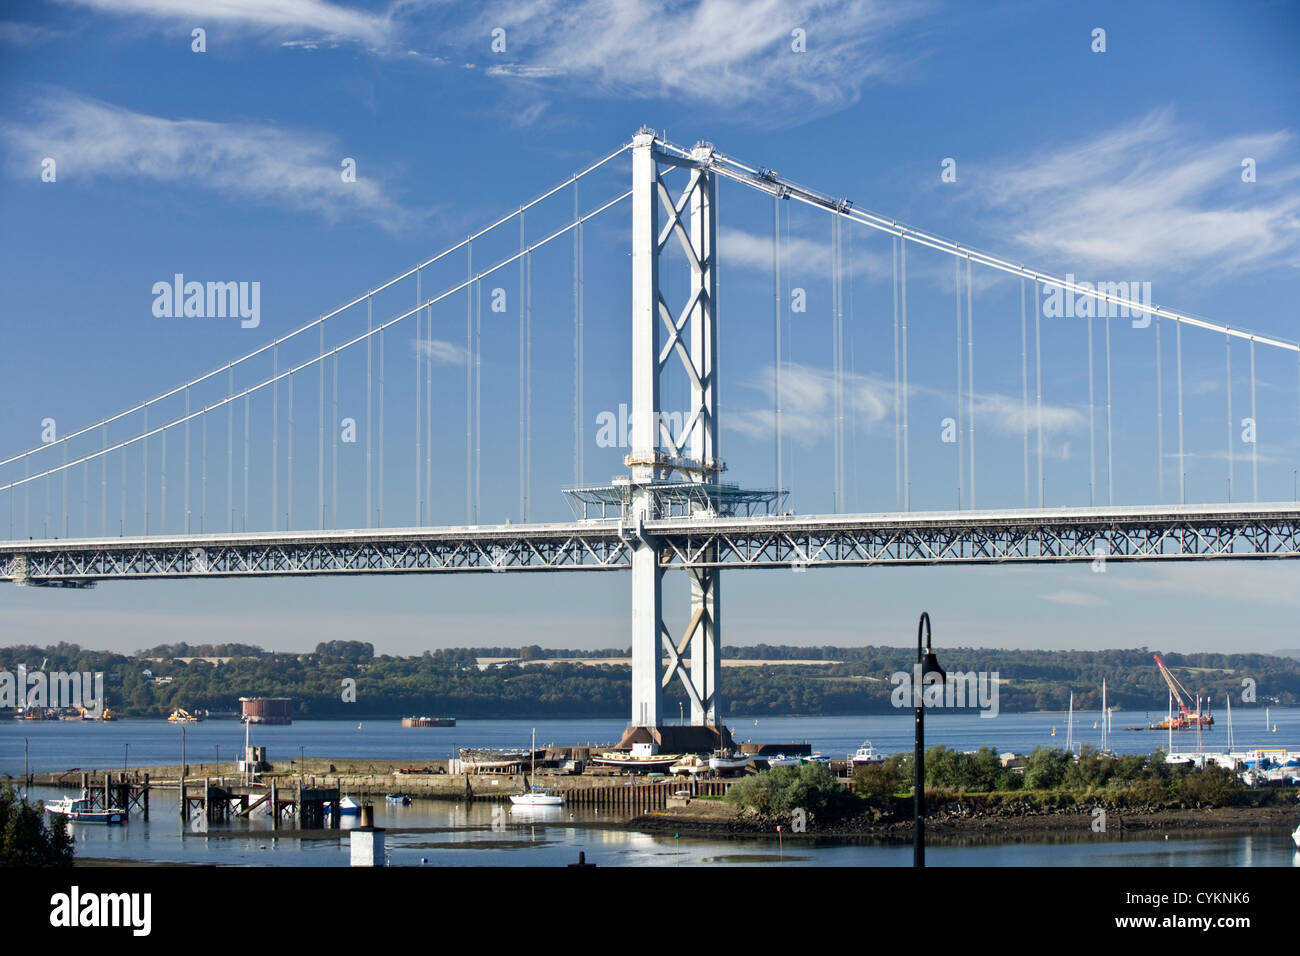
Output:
[{"left": 2, "top": 504, "right": 1298, "bottom": 584}]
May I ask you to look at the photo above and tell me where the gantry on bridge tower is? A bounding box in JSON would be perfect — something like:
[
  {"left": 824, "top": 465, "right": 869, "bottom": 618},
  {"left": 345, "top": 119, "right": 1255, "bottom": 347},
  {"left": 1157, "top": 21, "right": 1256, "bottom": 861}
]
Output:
[{"left": 564, "top": 129, "right": 783, "bottom": 750}]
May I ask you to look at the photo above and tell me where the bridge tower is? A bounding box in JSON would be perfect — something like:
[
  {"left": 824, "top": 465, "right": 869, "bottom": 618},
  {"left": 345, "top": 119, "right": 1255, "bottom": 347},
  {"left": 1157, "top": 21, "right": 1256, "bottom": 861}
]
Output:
[
  {"left": 565, "top": 129, "right": 782, "bottom": 749},
  {"left": 629, "top": 129, "right": 723, "bottom": 734}
]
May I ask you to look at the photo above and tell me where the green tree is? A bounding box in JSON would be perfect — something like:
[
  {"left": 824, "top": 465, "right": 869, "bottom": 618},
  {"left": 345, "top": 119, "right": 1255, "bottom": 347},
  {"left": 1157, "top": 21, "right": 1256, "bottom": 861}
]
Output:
[
  {"left": 853, "top": 760, "right": 903, "bottom": 803},
  {"left": 1023, "top": 747, "right": 1071, "bottom": 789},
  {"left": 0, "top": 787, "right": 73, "bottom": 866}
]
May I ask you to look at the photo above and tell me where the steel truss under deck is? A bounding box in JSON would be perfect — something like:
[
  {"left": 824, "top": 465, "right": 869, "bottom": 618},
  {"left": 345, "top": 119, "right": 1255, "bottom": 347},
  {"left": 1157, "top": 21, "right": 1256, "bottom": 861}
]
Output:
[{"left": 4, "top": 505, "right": 1298, "bottom": 585}]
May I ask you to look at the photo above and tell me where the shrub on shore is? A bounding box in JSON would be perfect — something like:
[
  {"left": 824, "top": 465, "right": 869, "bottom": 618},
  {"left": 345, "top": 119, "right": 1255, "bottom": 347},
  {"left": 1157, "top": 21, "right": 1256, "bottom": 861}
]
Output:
[
  {"left": 724, "top": 761, "right": 860, "bottom": 823},
  {"left": 0, "top": 786, "right": 74, "bottom": 867}
]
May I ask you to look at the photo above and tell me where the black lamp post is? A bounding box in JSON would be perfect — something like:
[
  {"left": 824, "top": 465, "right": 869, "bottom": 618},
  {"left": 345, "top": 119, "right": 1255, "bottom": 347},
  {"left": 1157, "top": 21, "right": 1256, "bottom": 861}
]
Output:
[{"left": 914, "top": 611, "right": 945, "bottom": 868}]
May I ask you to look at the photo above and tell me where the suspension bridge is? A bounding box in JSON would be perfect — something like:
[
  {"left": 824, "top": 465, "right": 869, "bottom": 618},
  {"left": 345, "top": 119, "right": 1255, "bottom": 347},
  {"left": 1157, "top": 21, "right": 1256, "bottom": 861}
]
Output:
[{"left": 3, "top": 128, "right": 1298, "bottom": 738}]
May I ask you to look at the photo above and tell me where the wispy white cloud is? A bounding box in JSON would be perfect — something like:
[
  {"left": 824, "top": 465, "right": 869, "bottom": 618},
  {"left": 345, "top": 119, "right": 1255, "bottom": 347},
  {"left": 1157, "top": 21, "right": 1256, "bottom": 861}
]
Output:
[
  {"left": 469, "top": 0, "right": 928, "bottom": 122},
  {"left": 729, "top": 361, "right": 1085, "bottom": 443},
  {"left": 0, "top": 20, "right": 58, "bottom": 45},
  {"left": 980, "top": 110, "right": 1300, "bottom": 277},
  {"left": 415, "top": 338, "right": 469, "bottom": 366},
  {"left": 56, "top": 0, "right": 392, "bottom": 46},
  {"left": 2, "top": 91, "right": 419, "bottom": 231},
  {"left": 719, "top": 225, "right": 890, "bottom": 279}
]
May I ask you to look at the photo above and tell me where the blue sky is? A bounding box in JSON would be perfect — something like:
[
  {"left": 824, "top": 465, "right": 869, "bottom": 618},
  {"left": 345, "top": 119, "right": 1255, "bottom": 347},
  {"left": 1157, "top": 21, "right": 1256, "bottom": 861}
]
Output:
[{"left": 1, "top": 0, "right": 1298, "bottom": 656}]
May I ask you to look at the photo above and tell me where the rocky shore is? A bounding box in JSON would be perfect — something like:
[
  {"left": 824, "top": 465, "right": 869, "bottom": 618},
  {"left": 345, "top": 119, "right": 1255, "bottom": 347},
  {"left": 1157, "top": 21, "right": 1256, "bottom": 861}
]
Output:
[{"left": 630, "top": 797, "right": 1300, "bottom": 840}]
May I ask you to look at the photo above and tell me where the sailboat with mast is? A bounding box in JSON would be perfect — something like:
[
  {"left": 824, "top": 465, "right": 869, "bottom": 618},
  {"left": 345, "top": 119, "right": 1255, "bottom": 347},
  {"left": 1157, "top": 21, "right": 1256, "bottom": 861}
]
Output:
[{"left": 510, "top": 728, "right": 565, "bottom": 806}]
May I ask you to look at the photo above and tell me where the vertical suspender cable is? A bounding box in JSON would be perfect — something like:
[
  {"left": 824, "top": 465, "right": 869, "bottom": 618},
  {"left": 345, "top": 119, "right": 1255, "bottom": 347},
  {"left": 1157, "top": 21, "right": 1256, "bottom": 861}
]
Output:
[
  {"left": 901, "top": 239, "right": 910, "bottom": 511},
  {"left": 956, "top": 254, "right": 967, "bottom": 509},
  {"left": 228, "top": 368, "right": 234, "bottom": 532},
  {"left": 272, "top": 345, "right": 279, "bottom": 528},
  {"left": 379, "top": 321, "right": 386, "bottom": 526},
  {"left": 1087, "top": 312, "right": 1096, "bottom": 505},
  {"left": 1250, "top": 338, "right": 1258, "bottom": 501},
  {"left": 892, "top": 236, "right": 900, "bottom": 510},
  {"left": 830, "top": 215, "right": 839, "bottom": 511},
  {"left": 1226, "top": 334, "right": 1233, "bottom": 502},
  {"left": 774, "top": 195, "right": 782, "bottom": 499},
  {"left": 365, "top": 297, "right": 372, "bottom": 528},
  {"left": 142, "top": 407, "right": 148, "bottom": 534},
  {"left": 332, "top": 352, "right": 338, "bottom": 525},
  {"left": 201, "top": 409, "right": 207, "bottom": 532},
  {"left": 1156, "top": 316, "right": 1165, "bottom": 501},
  {"left": 425, "top": 296, "right": 432, "bottom": 524},
  {"left": 1034, "top": 280, "right": 1044, "bottom": 507},
  {"left": 514, "top": 215, "right": 520, "bottom": 520},
  {"left": 318, "top": 324, "right": 324, "bottom": 529},
  {"left": 285, "top": 372, "right": 292, "bottom": 530},
  {"left": 966, "top": 257, "right": 975, "bottom": 509},
  {"left": 476, "top": 280, "right": 482, "bottom": 524},
  {"left": 416, "top": 273, "right": 423, "bottom": 523},
  {"left": 1176, "top": 318, "right": 1185, "bottom": 504},
  {"left": 1020, "top": 278, "right": 1029, "bottom": 507},
  {"left": 574, "top": 184, "right": 583, "bottom": 487},
  {"left": 184, "top": 387, "right": 191, "bottom": 532},
  {"left": 160, "top": 425, "right": 167, "bottom": 531},
  {"left": 242, "top": 396, "right": 249, "bottom": 531},
  {"left": 467, "top": 242, "right": 473, "bottom": 523},
  {"left": 100, "top": 426, "right": 107, "bottom": 536},
  {"left": 62, "top": 442, "right": 70, "bottom": 538},
  {"left": 61, "top": 443, "right": 68, "bottom": 537},
  {"left": 848, "top": 220, "right": 857, "bottom": 509},
  {"left": 119, "top": 445, "right": 125, "bottom": 535},
  {"left": 82, "top": 447, "right": 88, "bottom": 535},
  {"left": 1105, "top": 312, "right": 1114, "bottom": 505},
  {"left": 526, "top": 250, "right": 533, "bottom": 522}
]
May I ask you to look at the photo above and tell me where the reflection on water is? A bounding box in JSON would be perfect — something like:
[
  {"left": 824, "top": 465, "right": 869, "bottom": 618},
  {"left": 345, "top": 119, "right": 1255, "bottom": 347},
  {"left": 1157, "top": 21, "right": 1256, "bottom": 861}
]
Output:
[{"left": 20, "top": 785, "right": 1299, "bottom": 868}]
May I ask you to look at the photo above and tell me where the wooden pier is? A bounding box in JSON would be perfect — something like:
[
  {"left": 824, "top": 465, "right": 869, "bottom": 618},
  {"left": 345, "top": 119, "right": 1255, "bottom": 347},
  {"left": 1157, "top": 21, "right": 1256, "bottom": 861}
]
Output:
[
  {"left": 77, "top": 772, "right": 151, "bottom": 819},
  {"left": 179, "top": 776, "right": 343, "bottom": 828}
]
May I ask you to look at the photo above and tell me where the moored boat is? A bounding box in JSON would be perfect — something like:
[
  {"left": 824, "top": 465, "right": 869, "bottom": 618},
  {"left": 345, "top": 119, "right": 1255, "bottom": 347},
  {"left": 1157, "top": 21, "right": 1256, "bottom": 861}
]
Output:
[
  {"left": 762, "top": 754, "right": 801, "bottom": 768},
  {"left": 510, "top": 728, "right": 566, "bottom": 806},
  {"left": 458, "top": 747, "right": 545, "bottom": 772},
  {"left": 45, "top": 796, "right": 125, "bottom": 825},
  {"left": 592, "top": 747, "right": 681, "bottom": 773},
  {"left": 708, "top": 751, "right": 751, "bottom": 774},
  {"left": 850, "top": 741, "right": 885, "bottom": 766}
]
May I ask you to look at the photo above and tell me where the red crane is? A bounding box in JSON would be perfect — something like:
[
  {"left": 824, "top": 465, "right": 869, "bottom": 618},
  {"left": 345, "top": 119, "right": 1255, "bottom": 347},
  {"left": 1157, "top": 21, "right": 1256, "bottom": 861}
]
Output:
[{"left": 1152, "top": 654, "right": 1214, "bottom": 729}]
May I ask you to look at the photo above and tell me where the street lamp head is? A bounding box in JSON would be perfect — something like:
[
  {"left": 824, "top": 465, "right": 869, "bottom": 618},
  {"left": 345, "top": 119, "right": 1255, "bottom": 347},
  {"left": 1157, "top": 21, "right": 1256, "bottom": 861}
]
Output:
[
  {"left": 917, "top": 611, "right": 945, "bottom": 683},
  {"left": 921, "top": 650, "right": 946, "bottom": 683}
]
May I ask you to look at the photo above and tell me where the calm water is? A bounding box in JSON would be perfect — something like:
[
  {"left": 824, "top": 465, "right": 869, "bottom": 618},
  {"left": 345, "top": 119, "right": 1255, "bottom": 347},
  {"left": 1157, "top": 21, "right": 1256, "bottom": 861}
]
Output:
[
  {"left": 6, "top": 711, "right": 1296, "bottom": 867},
  {"left": 3, "top": 709, "right": 1297, "bottom": 778},
  {"left": 11, "top": 784, "right": 1298, "bottom": 868}
]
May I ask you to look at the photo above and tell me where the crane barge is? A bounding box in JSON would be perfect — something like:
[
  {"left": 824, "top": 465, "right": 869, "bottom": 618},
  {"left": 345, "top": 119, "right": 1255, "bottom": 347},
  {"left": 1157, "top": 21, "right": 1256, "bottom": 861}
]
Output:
[{"left": 1151, "top": 654, "right": 1214, "bottom": 729}]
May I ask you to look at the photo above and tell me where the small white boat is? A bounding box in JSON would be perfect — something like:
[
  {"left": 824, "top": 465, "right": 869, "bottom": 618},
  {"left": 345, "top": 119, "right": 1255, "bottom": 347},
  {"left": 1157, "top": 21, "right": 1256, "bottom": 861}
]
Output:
[
  {"left": 510, "top": 728, "right": 566, "bottom": 807},
  {"left": 510, "top": 789, "right": 565, "bottom": 807},
  {"left": 763, "top": 754, "right": 801, "bottom": 768},
  {"left": 1292, "top": 823, "right": 1300, "bottom": 849},
  {"left": 337, "top": 796, "right": 361, "bottom": 816},
  {"left": 708, "top": 752, "right": 751, "bottom": 773},
  {"left": 46, "top": 796, "right": 125, "bottom": 825},
  {"left": 670, "top": 754, "right": 709, "bottom": 776},
  {"left": 850, "top": 741, "right": 885, "bottom": 766}
]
